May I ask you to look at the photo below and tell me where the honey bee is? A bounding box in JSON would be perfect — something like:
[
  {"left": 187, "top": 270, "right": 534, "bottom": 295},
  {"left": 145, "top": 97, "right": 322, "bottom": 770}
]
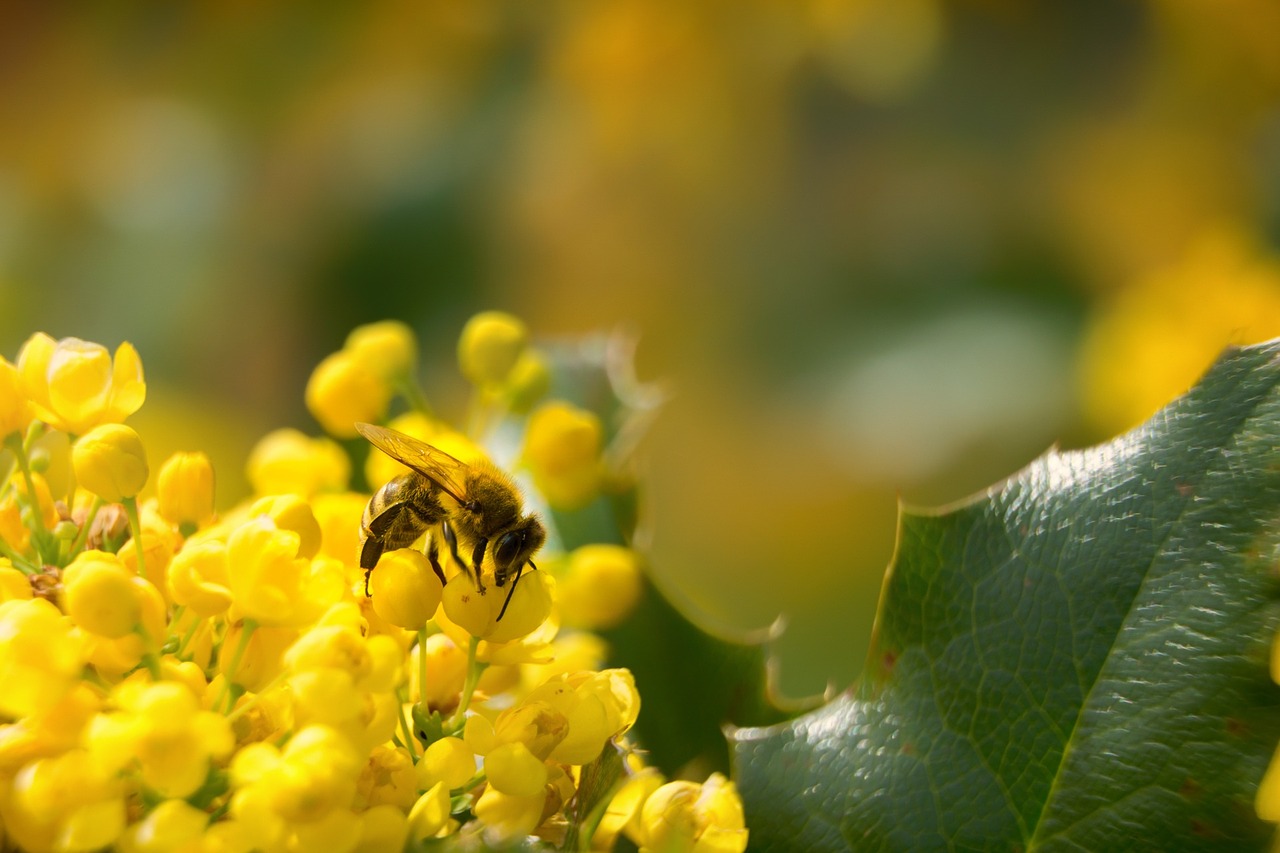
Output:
[{"left": 356, "top": 422, "right": 546, "bottom": 620}]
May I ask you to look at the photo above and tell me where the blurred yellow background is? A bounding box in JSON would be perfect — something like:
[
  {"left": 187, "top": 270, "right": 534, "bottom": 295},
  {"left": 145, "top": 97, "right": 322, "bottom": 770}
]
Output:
[{"left": 3, "top": 1, "right": 1279, "bottom": 696}]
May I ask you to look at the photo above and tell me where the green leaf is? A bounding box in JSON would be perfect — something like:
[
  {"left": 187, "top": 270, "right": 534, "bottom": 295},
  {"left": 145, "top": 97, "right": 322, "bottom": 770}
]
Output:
[
  {"left": 732, "top": 341, "right": 1280, "bottom": 851},
  {"left": 536, "top": 332, "right": 819, "bottom": 776},
  {"left": 603, "top": 575, "right": 816, "bottom": 777}
]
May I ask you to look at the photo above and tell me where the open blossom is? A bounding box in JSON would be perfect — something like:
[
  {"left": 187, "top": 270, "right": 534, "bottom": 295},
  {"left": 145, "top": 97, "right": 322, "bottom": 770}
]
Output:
[
  {"left": 17, "top": 334, "right": 145, "bottom": 435},
  {"left": 0, "top": 318, "right": 669, "bottom": 851}
]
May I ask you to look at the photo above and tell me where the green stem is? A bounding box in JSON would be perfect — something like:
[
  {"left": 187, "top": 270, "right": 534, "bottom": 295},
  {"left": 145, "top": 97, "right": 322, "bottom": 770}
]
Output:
[
  {"left": 397, "top": 687, "right": 418, "bottom": 760},
  {"left": 5, "top": 432, "right": 53, "bottom": 563},
  {"left": 122, "top": 496, "right": 148, "bottom": 581},
  {"left": 217, "top": 620, "right": 258, "bottom": 713},
  {"left": 450, "top": 635, "right": 482, "bottom": 727},
  {"left": 69, "top": 497, "right": 103, "bottom": 555},
  {"left": 174, "top": 611, "right": 201, "bottom": 659},
  {"left": 417, "top": 627, "right": 429, "bottom": 713},
  {"left": 0, "top": 538, "right": 38, "bottom": 574},
  {"left": 134, "top": 622, "right": 164, "bottom": 681}
]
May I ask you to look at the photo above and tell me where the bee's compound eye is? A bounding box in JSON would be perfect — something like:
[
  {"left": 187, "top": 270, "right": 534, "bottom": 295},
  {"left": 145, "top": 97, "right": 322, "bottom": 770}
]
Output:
[{"left": 494, "top": 531, "right": 522, "bottom": 568}]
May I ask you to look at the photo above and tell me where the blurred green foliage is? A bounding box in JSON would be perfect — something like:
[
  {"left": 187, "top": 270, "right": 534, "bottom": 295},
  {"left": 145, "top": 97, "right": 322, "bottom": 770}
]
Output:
[{"left": 2, "top": 0, "right": 1279, "bottom": 696}]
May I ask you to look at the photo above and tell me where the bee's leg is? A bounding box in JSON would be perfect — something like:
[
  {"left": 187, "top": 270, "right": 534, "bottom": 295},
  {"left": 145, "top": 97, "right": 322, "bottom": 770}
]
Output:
[
  {"left": 441, "top": 521, "right": 465, "bottom": 571},
  {"left": 363, "top": 568, "right": 373, "bottom": 598},
  {"left": 424, "top": 536, "right": 447, "bottom": 586},
  {"left": 471, "top": 538, "right": 488, "bottom": 593}
]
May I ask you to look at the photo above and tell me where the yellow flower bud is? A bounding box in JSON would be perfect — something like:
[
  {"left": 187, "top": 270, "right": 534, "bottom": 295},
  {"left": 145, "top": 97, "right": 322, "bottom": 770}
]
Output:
[
  {"left": 486, "top": 570, "right": 554, "bottom": 644},
  {"left": 72, "top": 424, "right": 149, "bottom": 502},
  {"left": 312, "top": 491, "right": 368, "bottom": 566},
  {"left": 441, "top": 568, "right": 554, "bottom": 643},
  {"left": 219, "top": 624, "right": 297, "bottom": 693},
  {"left": 522, "top": 401, "right": 603, "bottom": 510},
  {"left": 306, "top": 350, "right": 392, "bottom": 439},
  {"left": 0, "top": 564, "right": 32, "bottom": 602},
  {"left": 17, "top": 333, "right": 146, "bottom": 435},
  {"left": 0, "top": 357, "right": 32, "bottom": 439},
  {"left": 250, "top": 494, "right": 322, "bottom": 559},
  {"left": 457, "top": 311, "right": 528, "bottom": 388},
  {"left": 637, "top": 773, "right": 748, "bottom": 853},
  {"left": 61, "top": 551, "right": 141, "bottom": 639},
  {"left": 504, "top": 349, "right": 550, "bottom": 414},
  {"left": 355, "top": 804, "right": 409, "bottom": 853},
  {"left": 246, "top": 428, "right": 349, "bottom": 497},
  {"left": 370, "top": 549, "right": 443, "bottom": 629},
  {"left": 413, "top": 633, "right": 468, "bottom": 713},
  {"left": 167, "top": 538, "right": 232, "bottom": 617},
  {"left": 0, "top": 598, "right": 89, "bottom": 718},
  {"left": 1260, "top": 746, "right": 1280, "bottom": 822},
  {"left": 346, "top": 320, "right": 418, "bottom": 383},
  {"left": 416, "top": 737, "right": 476, "bottom": 791},
  {"left": 124, "top": 799, "right": 210, "bottom": 853},
  {"left": 156, "top": 451, "right": 215, "bottom": 528},
  {"left": 485, "top": 742, "right": 548, "bottom": 797},
  {"left": 558, "top": 544, "right": 643, "bottom": 630}
]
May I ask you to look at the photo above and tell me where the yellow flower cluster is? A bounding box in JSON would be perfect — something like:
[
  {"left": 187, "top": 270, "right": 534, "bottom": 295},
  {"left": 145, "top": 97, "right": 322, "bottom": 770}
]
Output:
[{"left": 0, "top": 317, "right": 745, "bottom": 852}]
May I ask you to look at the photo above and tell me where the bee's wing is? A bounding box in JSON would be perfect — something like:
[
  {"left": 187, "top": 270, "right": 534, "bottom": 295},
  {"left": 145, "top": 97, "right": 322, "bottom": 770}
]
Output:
[{"left": 355, "top": 422, "right": 471, "bottom": 504}]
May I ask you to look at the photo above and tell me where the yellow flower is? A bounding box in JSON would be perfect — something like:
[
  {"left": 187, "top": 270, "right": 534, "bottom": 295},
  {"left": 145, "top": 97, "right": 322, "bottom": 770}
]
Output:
[
  {"left": 120, "top": 799, "right": 210, "bottom": 853},
  {"left": 226, "top": 518, "right": 341, "bottom": 627},
  {"left": 0, "top": 357, "right": 32, "bottom": 439},
  {"left": 522, "top": 401, "right": 603, "bottom": 510},
  {"left": 458, "top": 311, "right": 529, "bottom": 388},
  {"left": 412, "top": 633, "right": 468, "bottom": 714},
  {"left": 558, "top": 544, "right": 643, "bottom": 630},
  {"left": 484, "top": 742, "right": 549, "bottom": 797},
  {"left": 370, "top": 549, "right": 443, "bottom": 630},
  {"left": 246, "top": 428, "right": 349, "bottom": 497},
  {"left": 306, "top": 349, "right": 393, "bottom": 439},
  {"left": 89, "top": 681, "right": 234, "bottom": 799},
  {"left": 503, "top": 349, "right": 551, "bottom": 414},
  {"left": 1080, "top": 227, "right": 1280, "bottom": 434},
  {"left": 524, "top": 669, "right": 639, "bottom": 765},
  {"left": 354, "top": 804, "right": 409, "bottom": 853},
  {"left": 17, "top": 333, "right": 145, "bottom": 435},
  {"left": 355, "top": 745, "right": 417, "bottom": 811},
  {"left": 597, "top": 767, "right": 664, "bottom": 851},
  {"left": 60, "top": 550, "right": 141, "bottom": 639},
  {"left": 72, "top": 423, "right": 149, "bottom": 503},
  {"left": 312, "top": 491, "right": 369, "bottom": 567},
  {"left": 345, "top": 320, "right": 418, "bottom": 384},
  {"left": 0, "top": 599, "right": 88, "bottom": 718},
  {"left": 250, "top": 494, "right": 322, "bottom": 559},
  {"left": 230, "top": 725, "right": 363, "bottom": 824},
  {"left": 167, "top": 538, "right": 232, "bottom": 617},
  {"left": 415, "top": 737, "right": 476, "bottom": 792},
  {"left": 218, "top": 624, "right": 297, "bottom": 694},
  {"left": 0, "top": 564, "right": 32, "bottom": 602},
  {"left": 472, "top": 786, "right": 545, "bottom": 844},
  {"left": 8, "top": 748, "right": 127, "bottom": 853},
  {"left": 635, "top": 773, "right": 748, "bottom": 853},
  {"left": 442, "top": 568, "right": 554, "bottom": 644},
  {"left": 407, "top": 781, "right": 452, "bottom": 843},
  {"left": 155, "top": 450, "right": 215, "bottom": 529}
]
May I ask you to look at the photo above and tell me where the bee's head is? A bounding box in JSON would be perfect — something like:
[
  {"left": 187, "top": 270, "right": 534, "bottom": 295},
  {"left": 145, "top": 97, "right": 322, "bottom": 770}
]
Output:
[{"left": 493, "top": 517, "right": 546, "bottom": 585}]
